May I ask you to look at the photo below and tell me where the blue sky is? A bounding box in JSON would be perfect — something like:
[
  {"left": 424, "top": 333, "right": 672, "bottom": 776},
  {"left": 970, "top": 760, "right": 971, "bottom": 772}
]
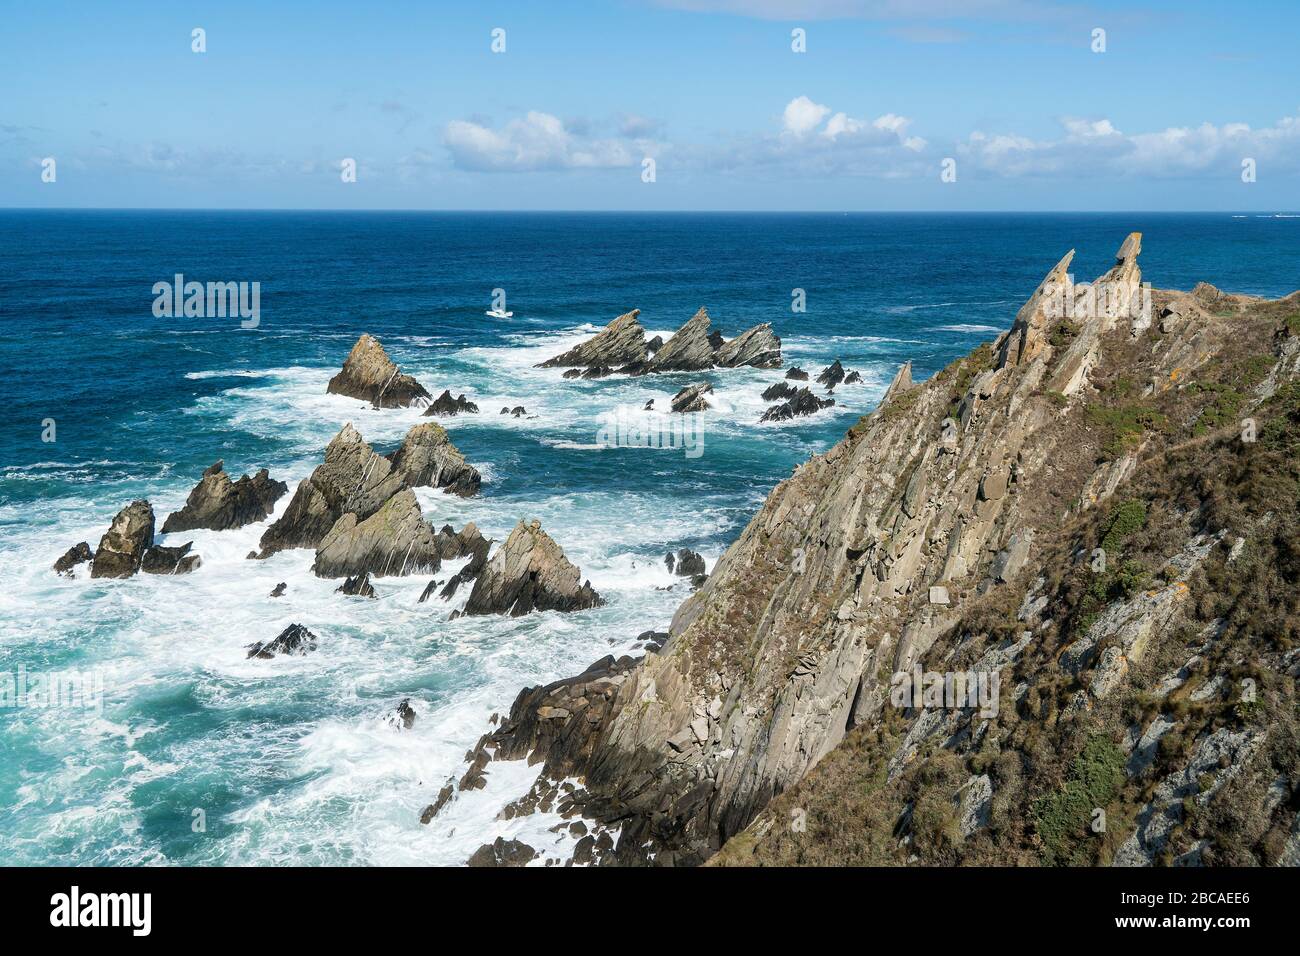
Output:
[{"left": 3, "top": 0, "right": 1298, "bottom": 210}]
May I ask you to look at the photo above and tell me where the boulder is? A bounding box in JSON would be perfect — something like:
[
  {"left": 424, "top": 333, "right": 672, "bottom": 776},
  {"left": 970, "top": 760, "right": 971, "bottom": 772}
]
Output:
[
  {"left": 90, "top": 500, "right": 155, "bottom": 579},
  {"left": 759, "top": 387, "right": 835, "bottom": 422},
  {"left": 498, "top": 405, "right": 527, "bottom": 417},
  {"left": 715, "top": 323, "right": 782, "bottom": 369},
  {"left": 785, "top": 367, "right": 809, "bottom": 381},
  {"left": 162, "top": 461, "right": 287, "bottom": 533},
  {"left": 643, "top": 399, "right": 655, "bottom": 410},
  {"left": 327, "top": 333, "right": 432, "bottom": 408},
  {"left": 761, "top": 381, "right": 798, "bottom": 402},
  {"left": 648, "top": 308, "right": 716, "bottom": 372},
  {"left": 269, "top": 582, "right": 287, "bottom": 598},
  {"left": 336, "top": 572, "right": 376, "bottom": 598},
  {"left": 386, "top": 423, "right": 481, "bottom": 497},
  {"left": 816, "top": 360, "right": 846, "bottom": 390},
  {"left": 257, "top": 424, "right": 405, "bottom": 557},
  {"left": 423, "top": 390, "right": 479, "bottom": 416},
  {"left": 843, "top": 370, "right": 862, "bottom": 384},
  {"left": 246, "top": 623, "right": 317, "bottom": 659},
  {"left": 312, "top": 488, "right": 446, "bottom": 578},
  {"left": 670, "top": 548, "right": 706, "bottom": 577},
  {"left": 141, "top": 542, "right": 201, "bottom": 575},
  {"left": 466, "top": 837, "right": 537, "bottom": 867},
  {"left": 53, "top": 542, "right": 93, "bottom": 577},
  {"left": 538, "top": 310, "right": 648, "bottom": 368},
  {"left": 393, "top": 699, "right": 416, "bottom": 730},
  {"left": 462, "top": 520, "right": 603, "bottom": 616},
  {"left": 646, "top": 335, "right": 664, "bottom": 353},
  {"left": 670, "top": 382, "right": 713, "bottom": 413}
]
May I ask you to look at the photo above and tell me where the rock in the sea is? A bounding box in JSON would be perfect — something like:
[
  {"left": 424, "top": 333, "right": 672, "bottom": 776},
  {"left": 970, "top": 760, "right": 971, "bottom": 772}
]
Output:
[
  {"left": 142, "top": 542, "right": 202, "bottom": 575},
  {"left": 53, "top": 542, "right": 93, "bottom": 577},
  {"left": 336, "top": 572, "right": 376, "bottom": 598},
  {"left": 649, "top": 308, "right": 717, "bottom": 372},
  {"left": 580, "top": 365, "right": 615, "bottom": 379},
  {"left": 562, "top": 369, "right": 582, "bottom": 379},
  {"left": 423, "top": 390, "right": 479, "bottom": 416},
  {"left": 498, "top": 405, "right": 527, "bottom": 417},
  {"left": 327, "top": 333, "right": 432, "bottom": 408},
  {"left": 816, "top": 359, "right": 846, "bottom": 390},
  {"left": 246, "top": 623, "right": 317, "bottom": 659},
  {"left": 269, "top": 582, "right": 287, "bottom": 598},
  {"left": 670, "top": 381, "right": 713, "bottom": 413},
  {"left": 90, "top": 500, "right": 155, "bottom": 579},
  {"left": 466, "top": 837, "right": 537, "bottom": 867},
  {"left": 312, "top": 487, "right": 446, "bottom": 578},
  {"left": 716, "top": 323, "right": 782, "bottom": 369},
  {"left": 761, "top": 381, "right": 798, "bottom": 402},
  {"left": 643, "top": 399, "right": 655, "bottom": 410},
  {"left": 257, "top": 424, "right": 406, "bottom": 557},
  {"left": 162, "top": 461, "right": 288, "bottom": 533},
  {"left": 785, "top": 366, "right": 809, "bottom": 381},
  {"left": 646, "top": 335, "right": 664, "bottom": 353},
  {"left": 385, "top": 422, "right": 480, "bottom": 497},
  {"left": 759, "top": 386, "right": 835, "bottom": 422},
  {"left": 393, "top": 698, "right": 416, "bottom": 730},
  {"left": 669, "top": 548, "right": 706, "bottom": 577},
  {"left": 843, "top": 370, "right": 862, "bottom": 384},
  {"left": 462, "top": 520, "right": 603, "bottom": 617},
  {"left": 539, "top": 309, "right": 648, "bottom": 369},
  {"left": 420, "top": 780, "right": 456, "bottom": 823}
]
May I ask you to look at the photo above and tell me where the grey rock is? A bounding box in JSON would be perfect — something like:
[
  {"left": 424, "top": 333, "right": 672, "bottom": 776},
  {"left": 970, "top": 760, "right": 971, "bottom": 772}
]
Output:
[
  {"left": 90, "top": 500, "right": 155, "bottom": 579},
  {"left": 539, "top": 309, "right": 648, "bottom": 369},
  {"left": 327, "top": 333, "right": 431, "bottom": 408},
  {"left": 386, "top": 422, "right": 480, "bottom": 497},
  {"left": 463, "top": 520, "right": 603, "bottom": 616},
  {"left": 247, "top": 623, "right": 317, "bottom": 659}
]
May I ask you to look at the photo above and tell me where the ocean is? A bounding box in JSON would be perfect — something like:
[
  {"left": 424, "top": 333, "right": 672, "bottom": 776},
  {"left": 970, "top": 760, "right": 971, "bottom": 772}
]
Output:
[{"left": 1, "top": 210, "right": 1296, "bottom": 865}]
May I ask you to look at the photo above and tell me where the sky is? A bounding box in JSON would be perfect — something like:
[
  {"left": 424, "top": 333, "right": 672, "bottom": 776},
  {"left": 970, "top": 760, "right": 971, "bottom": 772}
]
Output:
[{"left": 2, "top": 0, "right": 1299, "bottom": 211}]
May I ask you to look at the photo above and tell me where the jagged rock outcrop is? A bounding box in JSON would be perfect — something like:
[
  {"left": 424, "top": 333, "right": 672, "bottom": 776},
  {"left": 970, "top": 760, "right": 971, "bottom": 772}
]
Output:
[
  {"left": 257, "top": 424, "right": 405, "bottom": 557},
  {"left": 246, "top": 623, "right": 317, "bottom": 659},
  {"left": 424, "top": 390, "right": 479, "bottom": 416},
  {"left": 53, "top": 542, "right": 93, "bottom": 576},
  {"left": 327, "top": 334, "right": 431, "bottom": 408},
  {"left": 761, "top": 382, "right": 798, "bottom": 402},
  {"left": 90, "top": 501, "right": 155, "bottom": 579},
  {"left": 142, "top": 542, "right": 201, "bottom": 574},
  {"left": 466, "top": 837, "right": 537, "bottom": 867},
  {"left": 666, "top": 548, "right": 706, "bottom": 578},
  {"left": 716, "top": 324, "right": 782, "bottom": 369},
  {"left": 816, "top": 359, "right": 846, "bottom": 390},
  {"left": 269, "top": 582, "right": 287, "bottom": 598},
  {"left": 312, "top": 488, "right": 446, "bottom": 578},
  {"left": 759, "top": 386, "right": 834, "bottom": 422},
  {"left": 462, "top": 520, "right": 603, "bottom": 616},
  {"left": 386, "top": 423, "right": 480, "bottom": 497},
  {"left": 538, "top": 310, "right": 648, "bottom": 368},
  {"left": 670, "top": 382, "right": 713, "bottom": 413},
  {"left": 452, "top": 234, "right": 1300, "bottom": 869},
  {"left": 162, "top": 461, "right": 287, "bottom": 533},
  {"left": 336, "top": 572, "right": 376, "bottom": 598},
  {"left": 648, "top": 308, "right": 717, "bottom": 372},
  {"left": 785, "top": 367, "right": 809, "bottom": 381}
]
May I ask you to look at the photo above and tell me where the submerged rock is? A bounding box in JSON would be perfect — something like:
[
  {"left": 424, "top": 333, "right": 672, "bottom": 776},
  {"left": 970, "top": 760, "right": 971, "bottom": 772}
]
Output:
[
  {"left": 246, "top": 623, "right": 317, "bottom": 659},
  {"left": 393, "top": 698, "right": 416, "bottom": 730},
  {"left": 257, "top": 424, "right": 405, "bottom": 557},
  {"left": 462, "top": 520, "right": 603, "bottom": 617},
  {"left": 716, "top": 323, "right": 782, "bottom": 369},
  {"left": 759, "top": 387, "right": 835, "bottom": 422},
  {"left": 53, "top": 542, "right": 93, "bottom": 577},
  {"left": 538, "top": 309, "right": 648, "bottom": 369},
  {"left": 649, "top": 308, "right": 716, "bottom": 372},
  {"left": 90, "top": 500, "right": 155, "bottom": 579},
  {"left": 141, "top": 542, "right": 201, "bottom": 575},
  {"left": 327, "top": 333, "right": 431, "bottom": 408},
  {"left": 498, "top": 405, "right": 527, "bottom": 417},
  {"left": 670, "top": 381, "right": 713, "bottom": 413},
  {"left": 269, "top": 582, "right": 287, "bottom": 598},
  {"left": 386, "top": 422, "right": 480, "bottom": 497},
  {"left": 162, "top": 461, "right": 288, "bottom": 533},
  {"left": 423, "top": 390, "right": 479, "bottom": 417}
]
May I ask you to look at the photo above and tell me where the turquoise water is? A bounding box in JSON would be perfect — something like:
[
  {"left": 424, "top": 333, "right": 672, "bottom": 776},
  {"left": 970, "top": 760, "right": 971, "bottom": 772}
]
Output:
[{"left": 1, "top": 211, "right": 1297, "bottom": 864}]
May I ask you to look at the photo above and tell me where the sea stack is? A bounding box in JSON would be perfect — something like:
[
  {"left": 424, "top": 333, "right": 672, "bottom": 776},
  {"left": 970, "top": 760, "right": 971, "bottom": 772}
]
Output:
[
  {"left": 462, "top": 520, "right": 603, "bottom": 616},
  {"left": 327, "top": 333, "right": 432, "bottom": 408},
  {"left": 89, "top": 501, "right": 155, "bottom": 579},
  {"left": 538, "top": 309, "right": 648, "bottom": 369},
  {"left": 162, "top": 461, "right": 288, "bottom": 533}
]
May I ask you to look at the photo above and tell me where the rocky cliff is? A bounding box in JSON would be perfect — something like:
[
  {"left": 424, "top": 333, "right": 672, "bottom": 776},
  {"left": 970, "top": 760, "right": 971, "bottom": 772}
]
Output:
[{"left": 454, "top": 234, "right": 1300, "bottom": 868}]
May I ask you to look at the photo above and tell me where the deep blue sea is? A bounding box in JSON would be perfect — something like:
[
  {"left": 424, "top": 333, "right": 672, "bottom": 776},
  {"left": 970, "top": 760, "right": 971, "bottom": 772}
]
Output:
[{"left": 1, "top": 211, "right": 1297, "bottom": 864}]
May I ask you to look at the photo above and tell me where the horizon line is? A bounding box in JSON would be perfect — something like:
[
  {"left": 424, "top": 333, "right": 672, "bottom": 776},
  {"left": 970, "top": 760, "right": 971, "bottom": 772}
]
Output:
[{"left": 3, "top": 207, "right": 1299, "bottom": 216}]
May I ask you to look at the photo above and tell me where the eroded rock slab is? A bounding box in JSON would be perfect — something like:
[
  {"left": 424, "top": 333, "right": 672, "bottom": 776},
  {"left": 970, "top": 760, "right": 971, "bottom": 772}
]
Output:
[
  {"left": 462, "top": 520, "right": 603, "bottom": 616},
  {"left": 162, "top": 461, "right": 287, "bottom": 533},
  {"left": 90, "top": 501, "right": 155, "bottom": 579},
  {"left": 328, "top": 333, "right": 431, "bottom": 408}
]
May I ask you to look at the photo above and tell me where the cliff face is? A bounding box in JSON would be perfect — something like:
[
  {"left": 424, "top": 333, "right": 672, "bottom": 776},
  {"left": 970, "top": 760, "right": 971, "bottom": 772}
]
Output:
[{"left": 464, "top": 235, "right": 1300, "bottom": 867}]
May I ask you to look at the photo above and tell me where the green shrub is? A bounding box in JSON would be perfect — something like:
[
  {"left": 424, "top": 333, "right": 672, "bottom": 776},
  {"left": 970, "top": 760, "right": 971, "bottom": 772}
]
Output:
[{"left": 1033, "top": 735, "right": 1126, "bottom": 865}]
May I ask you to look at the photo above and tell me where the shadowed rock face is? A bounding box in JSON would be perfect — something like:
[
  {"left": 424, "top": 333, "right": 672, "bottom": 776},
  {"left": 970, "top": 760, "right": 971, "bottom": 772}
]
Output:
[
  {"left": 312, "top": 487, "right": 446, "bottom": 578},
  {"left": 142, "top": 542, "right": 201, "bottom": 575},
  {"left": 247, "top": 623, "right": 317, "bottom": 659},
  {"left": 385, "top": 422, "right": 480, "bottom": 497},
  {"left": 815, "top": 359, "right": 846, "bottom": 390},
  {"left": 670, "top": 382, "right": 713, "bottom": 413},
  {"left": 716, "top": 323, "right": 782, "bottom": 369},
  {"left": 538, "top": 309, "right": 648, "bottom": 368},
  {"left": 53, "top": 542, "right": 93, "bottom": 576},
  {"left": 327, "top": 334, "right": 431, "bottom": 408},
  {"left": 257, "top": 424, "right": 406, "bottom": 557},
  {"left": 761, "top": 381, "right": 798, "bottom": 402},
  {"left": 90, "top": 501, "right": 155, "bottom": 578},
  {"left": 462, "top": 520, "right": 603, "bottom": 616},
  {"left": 162, "top": 461, "right": 287, "bottom": 533}
]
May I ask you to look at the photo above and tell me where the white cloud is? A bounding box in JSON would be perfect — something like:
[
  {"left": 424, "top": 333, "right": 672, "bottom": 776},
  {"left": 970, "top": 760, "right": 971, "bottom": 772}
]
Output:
[
  {"left": 783, "top": 95, "right": 832, "bottom": 136},
  {"left": 443, "top": 111, "right": 647, "bottom": 172}
]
